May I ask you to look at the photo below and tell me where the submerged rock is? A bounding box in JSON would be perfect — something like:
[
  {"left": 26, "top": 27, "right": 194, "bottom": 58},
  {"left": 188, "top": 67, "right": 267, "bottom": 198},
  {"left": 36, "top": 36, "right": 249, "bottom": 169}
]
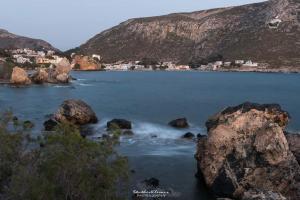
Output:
[
  {"left": 196, "top": 102, "right": 300, "bottom": 200},
  {"left": 54, "top": 99, "right": 98, "bottom": 125},
  {"left": 168, "top": 118, "right": 189, "bottom": 128},
  {"left": 107, "top": 119, "right": 132, "bottom": 130},
  {"left": 10, "top": 67, "right": 31, "bottom": 85}
]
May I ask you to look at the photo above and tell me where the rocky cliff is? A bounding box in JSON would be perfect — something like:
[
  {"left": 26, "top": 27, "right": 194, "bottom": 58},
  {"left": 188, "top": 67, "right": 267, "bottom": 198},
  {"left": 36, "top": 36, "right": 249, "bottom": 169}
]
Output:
[
  {"left": 0, "top": 29, "right": 58, "bottom": 51},
  {"left": 78, "top": 0, "right": 300, "bottom": 68},
  {"left": 196, "top": 102, "right": 300, "bottom": 199}
]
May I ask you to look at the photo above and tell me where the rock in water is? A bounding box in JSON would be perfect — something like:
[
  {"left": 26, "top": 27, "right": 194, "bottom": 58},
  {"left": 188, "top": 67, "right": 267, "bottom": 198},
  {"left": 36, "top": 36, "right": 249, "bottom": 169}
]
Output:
[
  {"left": 55, "top": 58, "right": 72, "bottom": 74},
  {"left": 168, "top": 118, "right": 189, "bottom": 128},
  {"left": 55, "top": 73, "right": 69, "bottom": 83},
  {"left": 107, "top": 119, "right": 132, "bottom": 130},
  {"left": 196, "top": 102, "right": 300, "bottom": 200},
  {"left": 54, "top": 99, "right": 98, "bottom": 125},
  {"left": 31, "top": 68, "right": 49, "bottom": 84},
  {"left": 10, "top": 67, "right": 31, "bottom": 85},
  {"left": 182, "top": 132, "right": 195, "bottom": 139}
]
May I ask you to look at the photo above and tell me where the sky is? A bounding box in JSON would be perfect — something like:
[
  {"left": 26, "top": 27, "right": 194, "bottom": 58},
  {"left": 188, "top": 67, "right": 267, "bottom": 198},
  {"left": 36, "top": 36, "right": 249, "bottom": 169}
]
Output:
[{"left": 0, "top": 0, "right": 265, "bottom": 51}]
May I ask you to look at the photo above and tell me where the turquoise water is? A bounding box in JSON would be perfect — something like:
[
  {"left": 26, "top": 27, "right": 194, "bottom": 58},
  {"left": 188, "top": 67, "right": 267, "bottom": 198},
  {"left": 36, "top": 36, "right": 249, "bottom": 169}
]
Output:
[{"left": 1, "top": 71, "right": 300, "bottom": 199}]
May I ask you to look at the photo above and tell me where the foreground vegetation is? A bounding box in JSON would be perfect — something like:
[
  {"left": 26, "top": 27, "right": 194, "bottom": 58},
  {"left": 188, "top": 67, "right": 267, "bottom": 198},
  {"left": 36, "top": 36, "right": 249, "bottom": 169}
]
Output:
[{"left": 0, "top": 111, "right": 128, "bottom": 200}]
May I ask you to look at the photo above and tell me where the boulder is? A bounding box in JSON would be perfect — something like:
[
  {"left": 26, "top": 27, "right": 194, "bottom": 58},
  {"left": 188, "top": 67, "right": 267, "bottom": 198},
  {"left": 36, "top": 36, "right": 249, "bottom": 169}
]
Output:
[
  {"left": 10, "top": 67, "right": 31, "bottom": 85},
  {"left": 31, "top": 68, "right": 49, "bottom": 84},
  {"left": 168, "top": 118, "right": 189, "bottom": 128},
  {"left": 54, "top": 99, "right": 98, "bottom": 125},
  {"left": 55, "top": 73, "right": 69, "bottom": 83},
  {"left": 196, "top": 102, "right": 300, "bottom": 200},
  {"left": 43, "top": 119, "right": 58, "bottom": 131},
  {"left": 55, "top": 58, "right": 72, "bottom": 74},
  {"left": 107, "top": 119, "right": 132, "bottom": 130},
  {"left": 182, "top": 132, "right": 195, "bottom": 139},
  {"left": 286, "top": 133, "right": 300, "bottom": 163}
]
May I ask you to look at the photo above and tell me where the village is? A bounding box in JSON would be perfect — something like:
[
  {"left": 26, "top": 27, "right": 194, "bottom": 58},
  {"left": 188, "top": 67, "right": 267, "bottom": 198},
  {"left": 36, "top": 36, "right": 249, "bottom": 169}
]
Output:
[{"left": 0, "top": 48, "right": 262, "bottom": 72}]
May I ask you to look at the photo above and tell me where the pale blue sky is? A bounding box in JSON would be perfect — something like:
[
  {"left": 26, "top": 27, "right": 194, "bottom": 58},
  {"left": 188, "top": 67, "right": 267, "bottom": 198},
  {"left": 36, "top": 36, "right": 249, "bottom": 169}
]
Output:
[{"left": 0, "top": 0, "right": 265, "bottom": 50}]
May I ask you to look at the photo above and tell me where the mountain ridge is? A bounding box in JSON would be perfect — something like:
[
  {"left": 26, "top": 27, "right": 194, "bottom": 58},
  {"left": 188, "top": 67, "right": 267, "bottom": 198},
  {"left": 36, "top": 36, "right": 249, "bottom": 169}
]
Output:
[
  {"left": 0, "top": 29, "right": 59, "bottom": 52},
  {"left": 78, "top": 0, "right": 300, "bottom": 67}
]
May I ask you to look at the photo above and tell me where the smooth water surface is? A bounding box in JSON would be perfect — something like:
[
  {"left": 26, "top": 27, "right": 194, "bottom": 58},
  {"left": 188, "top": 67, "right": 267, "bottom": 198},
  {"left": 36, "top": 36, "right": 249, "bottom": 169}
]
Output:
[{"left": 1, "top": 71, "right": 300, "bottom": 199}]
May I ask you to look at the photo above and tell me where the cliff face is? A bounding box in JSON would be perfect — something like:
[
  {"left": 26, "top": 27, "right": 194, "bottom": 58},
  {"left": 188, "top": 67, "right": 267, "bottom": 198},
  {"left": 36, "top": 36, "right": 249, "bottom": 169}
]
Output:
[
  {"left": 0, "top": 29, "right": 58, "bottom": 51},
  {"left": 79, "top": 0, "right": 300, "bottom": 67}
]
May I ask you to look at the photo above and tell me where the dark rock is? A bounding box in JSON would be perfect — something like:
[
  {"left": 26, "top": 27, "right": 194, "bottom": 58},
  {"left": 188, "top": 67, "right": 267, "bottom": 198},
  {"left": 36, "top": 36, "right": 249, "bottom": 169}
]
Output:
[
  {"left": 123, "top": 130, "right": 134, "bottom": 135},
  {"left": 182, "top": 132, "right": 195, "bottom": 139},
  {"left": 54, "top": 99, "right": 98, "bottom": 125},
  {"left": 168, "top": 118, "right": 189, "bottom": 128},
  {"left": 197, "top": 133, "right": 206, "bottom": 138},
  {"left": 23, "top": 120, "right": 34, "bottom": 129},
  {"left": 107, "top": 119, "right": 132, "bottom": 130},
  {"left": 286, "top": 133, "right": 300, "bottom": 164},
  {"left": 43, "top": 119, "right": 58, "bottom": 131},
  {"left": 12, "top": 116, "right": 18, "bottom": 121},
  {"left": 143, "top": 178, "right": 160, "bottom": 188},
  {"left": 196, "top": 102, "right": 300, "bottom": 200},
  {"left": 151, "top": 134, "right": 158, "bottom": 138}
]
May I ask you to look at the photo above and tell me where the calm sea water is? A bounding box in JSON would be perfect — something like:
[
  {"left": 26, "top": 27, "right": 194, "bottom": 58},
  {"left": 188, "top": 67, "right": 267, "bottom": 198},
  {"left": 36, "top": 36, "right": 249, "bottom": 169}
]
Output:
[{"left": 1, "top": 71, "right": 300, "bottom": 199}]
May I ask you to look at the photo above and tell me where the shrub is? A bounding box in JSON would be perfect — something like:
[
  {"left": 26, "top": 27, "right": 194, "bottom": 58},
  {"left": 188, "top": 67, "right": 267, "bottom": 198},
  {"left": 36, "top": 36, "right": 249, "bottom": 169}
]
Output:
[{"left": 0, "top": 113, "right": 128, "bottom": 200}]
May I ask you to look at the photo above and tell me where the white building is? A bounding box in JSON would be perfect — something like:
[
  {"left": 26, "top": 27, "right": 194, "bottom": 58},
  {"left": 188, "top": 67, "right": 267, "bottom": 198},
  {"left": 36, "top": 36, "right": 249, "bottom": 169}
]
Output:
[
  {"left": 16, "top": 56, "right": 31, "bottom": 64},
  {"left": 92, "top": 54, "right": 101, "bottom": 61},
  {"left": 235, "top": 60, "right": 245, "bottom": 65},
  {"left": 243, "top": 60, "right": 258, "bottom": 67}
]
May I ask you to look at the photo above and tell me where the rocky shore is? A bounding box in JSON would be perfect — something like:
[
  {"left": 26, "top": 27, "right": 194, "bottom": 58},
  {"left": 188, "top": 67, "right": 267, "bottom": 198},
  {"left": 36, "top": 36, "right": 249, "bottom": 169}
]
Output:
[
  {"left": 196, "top": 102, "right": 300, "bottom": 200},
  {"left": 6, "top": 58, "right": 73, "bottom": 85},
  {"left": 13, "top": 98, "right": 300, "bottom": 200}
]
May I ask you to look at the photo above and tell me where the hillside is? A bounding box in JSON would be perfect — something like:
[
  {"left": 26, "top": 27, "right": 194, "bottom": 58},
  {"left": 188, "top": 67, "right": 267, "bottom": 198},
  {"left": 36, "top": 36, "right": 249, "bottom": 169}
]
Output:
[
  {"left": 78, "top": 0, "right": 300, "bottom": 67},
  {"left": 0, "top": 29, "right": 58, "bottom": 51}
]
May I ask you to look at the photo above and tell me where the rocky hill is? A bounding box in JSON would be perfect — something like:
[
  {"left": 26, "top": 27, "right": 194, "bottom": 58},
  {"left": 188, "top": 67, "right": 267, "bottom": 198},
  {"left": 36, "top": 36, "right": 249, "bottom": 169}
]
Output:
[
  {"left": 0, "top": 29, "right": 58, "bottom": 51},
  {"left": 78, "top": 0, "right": 300, "bottom": 68}
]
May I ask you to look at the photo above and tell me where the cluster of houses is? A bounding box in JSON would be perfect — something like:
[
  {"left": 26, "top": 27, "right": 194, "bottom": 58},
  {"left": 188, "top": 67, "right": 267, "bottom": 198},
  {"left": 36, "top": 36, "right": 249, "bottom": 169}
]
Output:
[
  {"left": 9, "top": 48, "right": 63, "bottom": 65},
  {"left": 197, "top": 60, "right": 259, "bottom": 71},
  {"left": 102, "top": 60, "right": 259, "bottom": 71},
  {"left": 103, "top": 61, "right": 191, "bottom": 71}
]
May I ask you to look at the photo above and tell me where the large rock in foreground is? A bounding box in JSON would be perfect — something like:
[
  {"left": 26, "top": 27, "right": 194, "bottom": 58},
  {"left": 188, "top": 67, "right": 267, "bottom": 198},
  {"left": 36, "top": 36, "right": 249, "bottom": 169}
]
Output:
[
  {"left": 10, "top": 67, "right": 31, "bottom": 85},
  {"left": 196, "top": 102, "right": 300, "bottom": 200},
  {"left": 54, "top": 99, "right": 98, "bottom": 125}
]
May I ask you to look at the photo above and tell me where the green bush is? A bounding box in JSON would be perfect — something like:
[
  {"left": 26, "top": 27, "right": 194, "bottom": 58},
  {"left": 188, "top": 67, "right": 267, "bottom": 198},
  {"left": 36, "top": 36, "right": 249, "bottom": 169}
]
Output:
[{"left": 0, "top": 113, "right": 128, "bottom": 200}]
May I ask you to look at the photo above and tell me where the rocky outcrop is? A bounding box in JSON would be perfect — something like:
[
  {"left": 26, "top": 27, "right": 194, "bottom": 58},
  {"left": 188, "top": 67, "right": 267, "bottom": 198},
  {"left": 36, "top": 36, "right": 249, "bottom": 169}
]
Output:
[
  {"left": 10, "top": 67, "right": 31, "bottom": 85},
  {"left": 196, "top": 102, "right": 300, "bottom": 200},
  {"left": 168, "top": 118, "right": 189, "bottom": 128},
  {"left": 72, "top": 55, "right": 101, "bottom": 71},
  {"left": 107, "top": 119, "right": 132, "bottom": 130},
  {"left": 31, "top": 59, "right": 72, "bottom": 84},
  {"left": 31, "top": 68, "right": 49, "bottom": 83},
  {"left": 54, "top": 99, "right": 98, "bottom": 125}
]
